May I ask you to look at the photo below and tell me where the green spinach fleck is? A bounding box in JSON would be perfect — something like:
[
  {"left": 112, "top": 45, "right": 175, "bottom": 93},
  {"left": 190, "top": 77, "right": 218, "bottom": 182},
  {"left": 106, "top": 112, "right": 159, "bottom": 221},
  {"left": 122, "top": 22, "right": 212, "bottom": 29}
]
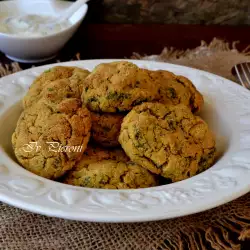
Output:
[
  {"left": 88, "top": 97, "right": 98, "bottom": 103},
  {"left": 83, "top": 176, "right": 91, "bottom": 186},
  {"left": 198, "top": 157, "right": 208, "bottom": 172},
  {"left": 133, "top": 98, "right": 149, "bottom": 106},
  {"left": 107, "top": 91, "right": 131, "bottom": 101},
  {"left": 168, "top": 88, "right": 177, "bottom": 98}
]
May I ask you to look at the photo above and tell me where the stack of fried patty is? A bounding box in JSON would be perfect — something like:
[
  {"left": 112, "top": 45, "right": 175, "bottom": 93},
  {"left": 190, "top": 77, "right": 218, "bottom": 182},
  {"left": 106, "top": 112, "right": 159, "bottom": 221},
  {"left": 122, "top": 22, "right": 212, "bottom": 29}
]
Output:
[{"left": 12, "top": 61, "right": 216, "bottom": 189}]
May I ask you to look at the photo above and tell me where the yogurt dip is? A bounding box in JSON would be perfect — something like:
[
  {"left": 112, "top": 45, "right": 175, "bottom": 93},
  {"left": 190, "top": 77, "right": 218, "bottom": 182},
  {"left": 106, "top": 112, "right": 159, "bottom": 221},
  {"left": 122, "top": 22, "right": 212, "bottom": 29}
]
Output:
[{"left": 0, "top": 14, "right": 71, "bottom": 37}]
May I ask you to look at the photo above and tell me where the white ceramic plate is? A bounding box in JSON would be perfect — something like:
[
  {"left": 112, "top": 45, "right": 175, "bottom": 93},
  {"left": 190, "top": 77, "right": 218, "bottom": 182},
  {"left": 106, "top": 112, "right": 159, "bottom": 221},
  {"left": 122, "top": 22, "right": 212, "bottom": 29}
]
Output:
[{"left": 0, "top": 59, "right": 249, "bottom": 223}]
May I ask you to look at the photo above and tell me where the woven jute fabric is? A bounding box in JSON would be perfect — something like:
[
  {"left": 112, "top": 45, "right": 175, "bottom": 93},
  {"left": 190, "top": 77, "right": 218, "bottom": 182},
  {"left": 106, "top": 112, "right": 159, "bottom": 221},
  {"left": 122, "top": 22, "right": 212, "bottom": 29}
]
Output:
[{"left": 0, "top": 38, "right": 250, "bottom": 250}]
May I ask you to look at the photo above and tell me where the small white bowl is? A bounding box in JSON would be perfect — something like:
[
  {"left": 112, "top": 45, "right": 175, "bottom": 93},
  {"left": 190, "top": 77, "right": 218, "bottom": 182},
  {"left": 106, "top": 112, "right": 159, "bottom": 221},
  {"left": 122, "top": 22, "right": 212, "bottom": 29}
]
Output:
[{"left": 0, "top": 0, "right": 88, "bottom": 63}]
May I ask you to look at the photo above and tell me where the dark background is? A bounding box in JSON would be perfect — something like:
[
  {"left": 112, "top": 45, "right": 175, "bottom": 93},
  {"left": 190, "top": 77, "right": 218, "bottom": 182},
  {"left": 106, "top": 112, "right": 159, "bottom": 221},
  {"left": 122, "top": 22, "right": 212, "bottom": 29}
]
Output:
[
  {"left": 1, "top": 0, "right": 250, "bottom": 67},
  {"left": 70, "top": 0, "right": 250, "bottom": 25}
]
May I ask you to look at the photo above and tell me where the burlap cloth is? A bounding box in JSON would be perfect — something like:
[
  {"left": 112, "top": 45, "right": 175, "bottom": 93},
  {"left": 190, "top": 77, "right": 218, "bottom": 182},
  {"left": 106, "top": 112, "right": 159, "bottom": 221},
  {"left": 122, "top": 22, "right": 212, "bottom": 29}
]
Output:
[{"left": 0, "top": 38, "right": 250, "bottom": 250}]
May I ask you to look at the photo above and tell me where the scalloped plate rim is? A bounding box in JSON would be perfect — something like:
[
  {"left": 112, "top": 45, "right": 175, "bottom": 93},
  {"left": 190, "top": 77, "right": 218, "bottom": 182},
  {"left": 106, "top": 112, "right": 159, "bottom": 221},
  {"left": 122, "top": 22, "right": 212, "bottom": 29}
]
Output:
[{"left": 0, "top": 59, "right": 249, "bottom": 223}]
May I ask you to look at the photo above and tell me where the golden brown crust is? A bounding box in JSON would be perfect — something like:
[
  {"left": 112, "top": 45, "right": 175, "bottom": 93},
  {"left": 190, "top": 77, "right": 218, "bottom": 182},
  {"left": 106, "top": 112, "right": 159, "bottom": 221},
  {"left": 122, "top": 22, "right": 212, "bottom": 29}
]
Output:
[
  {"left": 23, "top": 66, "right": 90, "bottom": 108},
  {"left": 81, "top": 61, "right": 159, "bottom": 112},
  {"left": 64, "top": 159, "right": 157, "bottom": 189},
  {"left": 147, "top": 70, "right": 204, "bottom": 114},
  {"left": 63, "top": 145, "right": 156, "bottom": 189},
  {"left": 119, "top": 102, "right": 216, "bottom": 182},
  {"left": 91, "top": 112, "right": 124, "bottom": 147},
  {"left": 12, "top": 98, "right": 91, "bottom": 180},
  {"left": 81, "top": 61, "right": 203, "bottom": 114}
]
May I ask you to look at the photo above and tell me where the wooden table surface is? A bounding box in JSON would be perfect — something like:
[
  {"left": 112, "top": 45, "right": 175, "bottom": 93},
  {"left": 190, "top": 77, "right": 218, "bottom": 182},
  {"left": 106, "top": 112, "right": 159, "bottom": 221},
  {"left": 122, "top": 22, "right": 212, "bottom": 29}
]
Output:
[{"left": 1, "top": 24, "right": 249, "bottom": 249}]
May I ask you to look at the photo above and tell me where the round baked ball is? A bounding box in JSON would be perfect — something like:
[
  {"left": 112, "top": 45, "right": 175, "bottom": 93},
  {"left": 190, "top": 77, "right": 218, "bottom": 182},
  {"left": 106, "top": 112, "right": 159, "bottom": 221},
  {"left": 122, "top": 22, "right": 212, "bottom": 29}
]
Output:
[
  {"left": 81, "top": 61, "right": 159, "bottom": 112},
  {"left": 38, "top": 77, "right": 89, "bottom": 110},
  {"left": 64, "top": 160, "right": 157, "bottom": 189},
  {"left": 119, "top": 102, "right": 216, "bottom": 182},
  {"left": 148, "top": 70, "right": 204, "bottom": 114},
  {"left": 23, "top": 66, "right": 90, "bottom": 108},
  {"left": 12, "top": 98, "right": 91, "bottom": 180},
  {"left": 91, "top": 112, "right": 124, "bottom": 147}
]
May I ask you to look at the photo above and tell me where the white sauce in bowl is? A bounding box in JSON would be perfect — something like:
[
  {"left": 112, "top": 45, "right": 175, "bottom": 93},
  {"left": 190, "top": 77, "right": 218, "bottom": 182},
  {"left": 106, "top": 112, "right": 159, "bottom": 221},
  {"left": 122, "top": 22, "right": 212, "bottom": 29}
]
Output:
[{"left": 0, "top": 14, "right": 71, "bottom": 37}]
